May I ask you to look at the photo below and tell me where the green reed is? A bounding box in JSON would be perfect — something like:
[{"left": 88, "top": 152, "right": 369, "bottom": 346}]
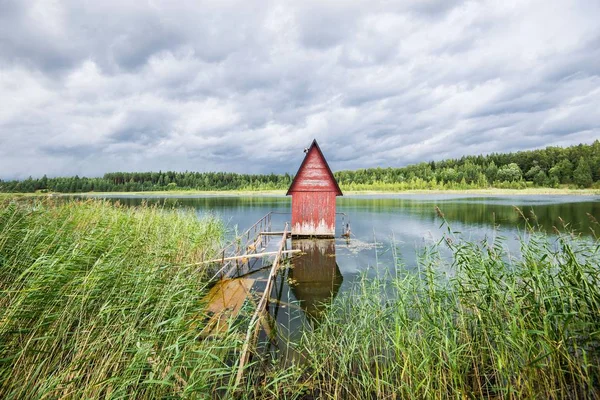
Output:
[
  {"left": 0, "top": 199, "right": 243, "bottom": 399},
  {"left": 260, "top": 210, "right": 600, "bottom": 399},
  {"left": 2, "top": 199, "right": 599, "bottom": 399}
]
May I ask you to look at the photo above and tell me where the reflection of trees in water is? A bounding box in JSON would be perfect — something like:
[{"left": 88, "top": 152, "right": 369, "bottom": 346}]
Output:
[
  {"left": 289, "top": 239, "right": 343, "bottom": 326},
  {"left": 337, "top": 198, "right": 600, "bottom": 236}
]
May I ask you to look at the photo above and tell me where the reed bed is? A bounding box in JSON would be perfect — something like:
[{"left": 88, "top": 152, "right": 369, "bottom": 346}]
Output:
[
  {"left": 2, "top": 199, "right": 600, "bottom": 399},
  {"left": 0, "top": 199, "right": 240, "bottom": 399},
  {"left": 264, "top": 214, "right": 600, "bottom": 399}
]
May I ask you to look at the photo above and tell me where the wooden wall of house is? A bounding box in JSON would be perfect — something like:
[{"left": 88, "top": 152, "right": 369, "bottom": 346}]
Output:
[{"left": 291, "top": 191, "right": 337, "bottom": 237}]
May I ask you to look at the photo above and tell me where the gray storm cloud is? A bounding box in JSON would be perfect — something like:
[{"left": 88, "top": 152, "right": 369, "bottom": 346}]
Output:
[{"left": 0, "top": 0, "right": 599, "bottom": 179}]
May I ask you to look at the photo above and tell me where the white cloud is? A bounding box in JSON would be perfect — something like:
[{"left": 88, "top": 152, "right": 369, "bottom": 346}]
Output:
[{"left": 0, "top": 0, "right": 599, "bottom": 179}]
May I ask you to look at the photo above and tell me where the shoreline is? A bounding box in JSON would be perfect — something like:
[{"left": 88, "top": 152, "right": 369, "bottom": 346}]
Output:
[
  {"left": 345, "top": 188, "right": 600, "bottom": 196},
  {"left": 2, "top": 187, "right": 599, "bottom": 198}
]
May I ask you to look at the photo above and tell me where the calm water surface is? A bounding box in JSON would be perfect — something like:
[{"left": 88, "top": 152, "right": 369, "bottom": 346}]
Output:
[
  {"left": 91, "top": 193, "right": 600, "bottom": 278},
  {"left": 87, "top": 193, "right": 600, "bottom": 348}
]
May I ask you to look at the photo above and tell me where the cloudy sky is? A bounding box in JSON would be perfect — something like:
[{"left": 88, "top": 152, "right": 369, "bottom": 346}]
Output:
[{"left": 1, "top": 0, "right": 599, "bottom": 179}]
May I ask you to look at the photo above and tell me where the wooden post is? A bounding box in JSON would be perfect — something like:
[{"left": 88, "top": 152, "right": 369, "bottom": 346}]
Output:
[{"left": 221, "top": 250, "right": 225, "bottom": 279}]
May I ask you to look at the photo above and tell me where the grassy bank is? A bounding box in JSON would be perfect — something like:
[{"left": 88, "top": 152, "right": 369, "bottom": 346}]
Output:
[{"left": 0, "top": 200, "right": 238, "bottom": 398}]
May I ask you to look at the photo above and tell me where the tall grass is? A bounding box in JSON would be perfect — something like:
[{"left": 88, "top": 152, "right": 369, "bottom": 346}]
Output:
[
  {"left": 267, "top": 213, "right": 600, "bottom": 399},
  {"left": 2, "top": 199, "right": 600, "bottom": 399},
  {"left": 0, "top": 199, "right": 239, "bottom": 399}
]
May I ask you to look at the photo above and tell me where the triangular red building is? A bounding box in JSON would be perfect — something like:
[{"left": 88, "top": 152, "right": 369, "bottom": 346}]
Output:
[{"left": 287, "top": 140, "right": 343, "bottom": 237}]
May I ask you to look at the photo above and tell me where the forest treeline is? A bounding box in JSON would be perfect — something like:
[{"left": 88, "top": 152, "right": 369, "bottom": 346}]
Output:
[{"left": 1, "top": 141, "right": 599, "bottom": 193}]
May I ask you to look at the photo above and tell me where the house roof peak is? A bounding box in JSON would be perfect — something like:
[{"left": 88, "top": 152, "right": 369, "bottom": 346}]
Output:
[{"left": 286, "top": 140, "right": 343, "bottom": 196}]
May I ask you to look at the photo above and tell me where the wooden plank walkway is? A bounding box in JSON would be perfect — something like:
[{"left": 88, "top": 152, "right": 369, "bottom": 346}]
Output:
[
  {"left": 197, "top": 216, "right": 293, "bottom": 390},
  {"left": 199, "top": 216, "right": 292, "bottom": 339}
]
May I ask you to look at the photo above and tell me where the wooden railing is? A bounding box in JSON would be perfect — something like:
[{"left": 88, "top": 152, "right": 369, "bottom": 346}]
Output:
[
  {"left": 207, "top": 210, "right": 349, "bottom": 280},
  {"left": 206, "top": 212, "right": 274, "bottom": 280}
]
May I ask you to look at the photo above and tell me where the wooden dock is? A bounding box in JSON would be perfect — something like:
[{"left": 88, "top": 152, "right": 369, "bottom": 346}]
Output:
[
  {"left": 198, "top": 210, "right": 347, "bottom": 343},
  {"left": 193, "top": 216, "right": 292, "bottom": 392},
  {"left": 205, "top": 212, "right": 286, "bottom": 280},
  {"left": 199, "top": 215, "right": 293, "bottom": 359}
]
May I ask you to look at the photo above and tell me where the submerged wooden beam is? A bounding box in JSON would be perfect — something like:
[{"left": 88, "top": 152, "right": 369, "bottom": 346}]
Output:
[
  {"left": 196, "top": 249, "right": 300, "bottom": 265},
  {"left": 200, "top": 278, "right": 256, "bottom": 337},
  {"left": 259, "top": 231, "right": 290, "bottom": 236}
]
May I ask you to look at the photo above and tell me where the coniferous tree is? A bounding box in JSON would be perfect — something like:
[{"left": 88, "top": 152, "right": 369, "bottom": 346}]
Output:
[{"left": 1, "top": 142, "right": 599, "bottom": 193}]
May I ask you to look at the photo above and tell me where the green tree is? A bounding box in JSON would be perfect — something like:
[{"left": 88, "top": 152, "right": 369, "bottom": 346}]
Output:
[
  {"left": 573, "top": 157, "right": 593, "bottom": 188},
  {"left": 497, "top": 163, "right": 522, "bottom": 182},
  {"left": 476, "top": 172, "right": 489, "bottom": 188},
  {"left": 548, "top": 159, "right": 573, "bottom": 184},
  {"left": 485, "top": 161, "right": 498, "bottom": 182},
  {"left": 40, "top": 174, "right": 48, "bottom": 189},
  {"left": 533, "top": 170, "right": 548, "bottom": 186},
  {"left": 525, "top": 165, "right": 542, "bottom": 181},
  {"left": 440, "top": 168, "right": 458, "bottom": 183}
]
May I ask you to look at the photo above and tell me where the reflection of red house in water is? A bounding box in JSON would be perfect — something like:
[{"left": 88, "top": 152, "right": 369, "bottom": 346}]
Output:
[
  {"left": 290, "top": 239, "right": 343, "bottom": 324},
  {"left": 287, "top": 140, "right": 343, "bottom": 237}
]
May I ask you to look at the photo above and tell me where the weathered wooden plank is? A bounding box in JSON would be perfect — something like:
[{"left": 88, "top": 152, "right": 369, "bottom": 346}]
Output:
[
  {"left": 234, "top": 223, "right": 289, "bottom": 388},
  {"left": 259, "top": 231, "right": 291, "bottom": 236},
  {"left": 200, "top": 278, "right": 255, "bottom": 336},
  {"left": 291, "top": 191, "right": 337, "bottom": 236},
  {"left": 194, "top": 249, "right": 299, "bottom": 265}
]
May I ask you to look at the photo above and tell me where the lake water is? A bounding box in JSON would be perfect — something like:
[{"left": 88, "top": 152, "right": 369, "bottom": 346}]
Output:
[
  {"left": 88, "top": 193, "right": 600, "bottom": 351},
  {"left": 95, "top": 193, "right": 600, "bottom": 273}
]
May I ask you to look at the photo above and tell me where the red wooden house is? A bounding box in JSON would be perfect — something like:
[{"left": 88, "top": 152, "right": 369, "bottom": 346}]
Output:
[{"left": 287, "top": 140, "right": 343, "bottom": 237}]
